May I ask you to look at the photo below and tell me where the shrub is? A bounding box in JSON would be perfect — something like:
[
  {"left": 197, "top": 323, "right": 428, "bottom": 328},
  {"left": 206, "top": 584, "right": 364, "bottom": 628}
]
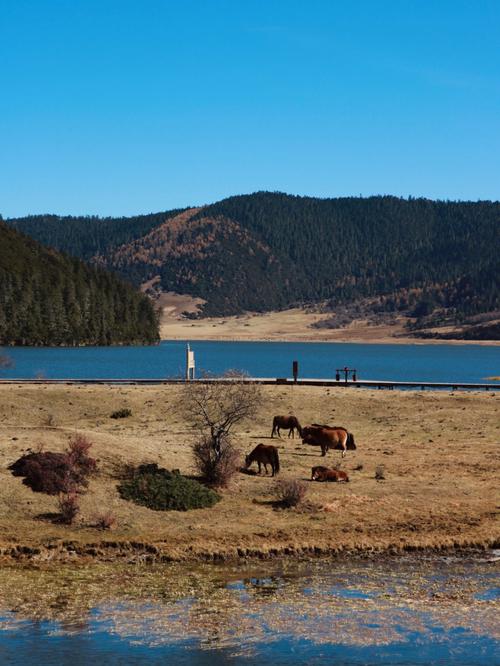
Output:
[
  {"left": 192, "top": 434, "right": 240, "bottom": 487},
  {"left": 66, "top": 434, "right": 97, "bottom": 486},
  {"left": 9, "top": 451, "right": 72, "bottom": 494},
  {"left": 274, "top": 479, "right": 308, "bottom": 508},
  {"left": 375, "top": 465, "right": 385, "bottom": 480},
  {"left": 9, "top": 434, "right": 97, "bottom": 495},
  {"left": 118, "top": 464, "right": 220, "bottom": 511},
  {"left": 94, "top": 511, "right": 116, "bottom": 530},
  {"left": 110, "top": 408, "right": 132, "bottom": 419},
  {"left": 58, "top": 492, "right": 80, "bottom": 524}
]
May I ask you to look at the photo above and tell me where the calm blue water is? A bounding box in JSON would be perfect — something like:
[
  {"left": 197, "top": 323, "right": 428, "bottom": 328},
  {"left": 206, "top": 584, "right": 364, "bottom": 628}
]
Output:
[
  {"left": 0, "top": 622, "right": 497, "bottom": 665},
  {"left": 0, "top": 340, "right": 499, "bottom": 383}
]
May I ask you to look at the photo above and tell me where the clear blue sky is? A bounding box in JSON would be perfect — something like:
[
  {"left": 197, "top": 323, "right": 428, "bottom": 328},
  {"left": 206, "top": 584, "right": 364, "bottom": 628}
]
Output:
[{"left": 1, "top": 0, "right": 499, "bottom": 217}]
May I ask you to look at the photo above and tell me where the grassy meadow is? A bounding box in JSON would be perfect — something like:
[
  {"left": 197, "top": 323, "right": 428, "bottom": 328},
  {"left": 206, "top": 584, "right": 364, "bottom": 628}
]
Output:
[{"left": 0, "top": 384, "right": 498, "bottom": 562}]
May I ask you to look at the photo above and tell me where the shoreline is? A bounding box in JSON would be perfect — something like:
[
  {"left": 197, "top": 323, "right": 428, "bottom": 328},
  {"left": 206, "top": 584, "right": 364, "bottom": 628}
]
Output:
[
  {"left": 161, "top": 334, "right": 500, "bottom": 346},
  {"left": 159, "top": 302, "right": 500, "bottom": 346},
  {"left": 1, "top": 536, "right": 499, "bottom": 566}
]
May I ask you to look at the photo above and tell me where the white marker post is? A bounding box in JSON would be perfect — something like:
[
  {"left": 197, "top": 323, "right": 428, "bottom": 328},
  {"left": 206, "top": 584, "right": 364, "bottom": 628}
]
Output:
[{"left": 186, "top": 343, "right": 195, "bottom": 381}]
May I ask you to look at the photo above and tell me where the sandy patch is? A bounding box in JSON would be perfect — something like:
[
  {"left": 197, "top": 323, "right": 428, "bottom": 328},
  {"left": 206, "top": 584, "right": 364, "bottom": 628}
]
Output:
[{"left": 160, "top": 305, "right": 500, "bottom": 345}]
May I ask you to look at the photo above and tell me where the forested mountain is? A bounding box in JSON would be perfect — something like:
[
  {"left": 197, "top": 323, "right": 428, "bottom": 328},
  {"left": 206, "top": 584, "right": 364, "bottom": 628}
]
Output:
[
  {"left": 6, "top": 192, "right": 500, "bottom": 326},
  {"left": 0, "top": 221, "right": 159, "bottom": 346},
  {"left": 8, "top": 209, "right": 184, "bottom": 261}
]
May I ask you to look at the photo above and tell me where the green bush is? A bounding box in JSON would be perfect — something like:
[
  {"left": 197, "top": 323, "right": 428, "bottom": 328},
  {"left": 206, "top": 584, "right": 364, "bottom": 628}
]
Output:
[{"left": 118, "top": 464, "right": 220, "bottom": 511}]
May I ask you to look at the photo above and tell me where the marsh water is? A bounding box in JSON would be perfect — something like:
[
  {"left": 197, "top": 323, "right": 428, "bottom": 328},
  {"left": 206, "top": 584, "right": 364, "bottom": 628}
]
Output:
[
  {"left": 0, "top": 340, "right": 499, "bottom": 383},
  {"left": 0, "top": 556, "right": 498, "bottom": 665}
]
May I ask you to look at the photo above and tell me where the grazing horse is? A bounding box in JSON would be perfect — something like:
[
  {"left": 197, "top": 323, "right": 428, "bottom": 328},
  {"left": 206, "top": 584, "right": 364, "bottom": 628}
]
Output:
[
  {"left": 311, "top": 465, "right": 349, "bottom": 482},
  {"left": 245, "top": 444, "right": 280, "bottom": 476},
  {"left": 302, "top": 424, "right": 356, "bottom": 457},
  {"left": 271, "top": 415, "right": 303, "bottom": 439}
]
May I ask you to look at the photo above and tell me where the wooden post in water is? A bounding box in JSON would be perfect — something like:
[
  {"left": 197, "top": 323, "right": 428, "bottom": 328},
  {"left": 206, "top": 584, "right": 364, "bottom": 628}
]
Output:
[{"left": 186, "top": 343, "right": 195, "bottom": 381}]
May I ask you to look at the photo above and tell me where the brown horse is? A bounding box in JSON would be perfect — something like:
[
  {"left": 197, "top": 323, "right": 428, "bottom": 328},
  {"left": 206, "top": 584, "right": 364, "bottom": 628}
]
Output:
[
  {"left": 302, "top": 424, "right": 356, "bottom": 457},
  {"left": 245, "top": 444, "right": 280, "bottom": 476},
  {"left": 271, "top": 415, "right": 302, "bottom": 439},
  {"left": 311, "top": 465, "right": 349, "bottom": 482}
]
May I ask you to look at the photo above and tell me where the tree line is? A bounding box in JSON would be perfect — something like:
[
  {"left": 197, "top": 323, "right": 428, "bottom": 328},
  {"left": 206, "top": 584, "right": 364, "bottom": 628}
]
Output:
[
  {"left": 0, "top": 221, "right": 159, "bottom": 346},
  {"left": 6, "top": 192, "right": 499, "bottom": 325}
]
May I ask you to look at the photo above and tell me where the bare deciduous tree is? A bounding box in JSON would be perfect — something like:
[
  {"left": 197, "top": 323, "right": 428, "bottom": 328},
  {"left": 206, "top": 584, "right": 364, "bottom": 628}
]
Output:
[
  {"left": 180, "top": 370, "right": 263, "bottom": 456},
  {"left": 179, "top": 370, "right": 263, "bottom": 486}
]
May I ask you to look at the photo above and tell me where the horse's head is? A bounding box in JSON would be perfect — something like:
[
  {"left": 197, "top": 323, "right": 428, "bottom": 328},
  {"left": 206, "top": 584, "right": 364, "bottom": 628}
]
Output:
[
  {"left": 244, "top": 454, "right": 251, "bottom": 468},
  {"left": 301, "top": 425, "right": 316, "bottom": 440}
]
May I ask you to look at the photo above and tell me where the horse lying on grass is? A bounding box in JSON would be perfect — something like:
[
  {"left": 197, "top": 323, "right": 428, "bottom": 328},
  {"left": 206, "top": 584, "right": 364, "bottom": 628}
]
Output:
[
  {"left": 302, "top": 424, "right": 356, "bottom": 457},
  {"left": 245, "top": 444, "right": 280, "bottom": 476},
  {"left": 311, "top": 465, "right": 349, "bottom": 482},
  {"left": 271, "top": 415, "right": 302, "bottom": 439}
]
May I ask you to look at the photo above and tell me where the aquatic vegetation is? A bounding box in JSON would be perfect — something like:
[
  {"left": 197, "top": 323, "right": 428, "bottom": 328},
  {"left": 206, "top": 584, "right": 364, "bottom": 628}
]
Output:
[{"left": 0, "top": 557, "right": 497, "bottom": 661}]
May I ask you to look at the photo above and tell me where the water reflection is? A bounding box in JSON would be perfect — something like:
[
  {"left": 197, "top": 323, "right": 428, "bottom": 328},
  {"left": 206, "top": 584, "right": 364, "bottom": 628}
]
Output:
[{"left": 0, "top": 556, "right": 498, "bottom": 664}]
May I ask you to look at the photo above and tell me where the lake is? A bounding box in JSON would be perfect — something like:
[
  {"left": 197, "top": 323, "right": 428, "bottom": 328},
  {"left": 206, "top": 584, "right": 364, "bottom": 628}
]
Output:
[
  {"left": 0, "top": 556, "right": 498, "bottom": 665},
  {"left": 0, "top": 340, "right": 499, "bottom": 383}
]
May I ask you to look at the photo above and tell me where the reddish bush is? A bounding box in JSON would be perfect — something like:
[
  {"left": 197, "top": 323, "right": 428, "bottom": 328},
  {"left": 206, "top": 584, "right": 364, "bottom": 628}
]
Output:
[
  {"left": 9, "top": 434, "right": 97, "bottom": 495},
  {"left": 58, "top": 492, "right": 80, "bottom": 524},
  {"left": 192, "top": 434, "right": 239, "bottom": 487},
  {"left": 274, "top": 479, "right": 308, "bottom": 508},
  {"left": 94, "top": 511, "right": 116, "bottom": 530},
  {"left": 9, "top": 452, "right": 72, "bottom": 494},
  {"left": 66, "top": 434, "right": 97, "bottom": 485}
]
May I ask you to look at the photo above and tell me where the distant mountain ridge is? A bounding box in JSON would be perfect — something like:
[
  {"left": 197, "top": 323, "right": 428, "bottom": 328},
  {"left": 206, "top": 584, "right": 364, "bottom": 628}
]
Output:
[{"left": 6, "top": 192, "right": 500, "bottom": 328}]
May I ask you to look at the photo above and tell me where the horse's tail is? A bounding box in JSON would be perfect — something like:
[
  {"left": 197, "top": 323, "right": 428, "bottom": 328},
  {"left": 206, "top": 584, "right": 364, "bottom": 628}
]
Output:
[
  {"left": 347, "top": 432, "right": 356, "bottom": 450},
  {"left": 271, "top": 416, "right": 277, "bottom": 438},
  {"left": 273, "top": 448, "right": 280, "bottom": 474},
  {"left": 295, "top": 419, "right": 303, "bottom": 438}
]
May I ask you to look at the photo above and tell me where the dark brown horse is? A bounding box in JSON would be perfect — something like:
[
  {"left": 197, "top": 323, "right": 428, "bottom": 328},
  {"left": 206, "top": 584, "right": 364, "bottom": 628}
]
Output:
[
  {"left": 302, "top": 424, "right": 356, "bottom": 457},
  {"left": 271, "top": 415, "right": 302, "bottom": 439},
  {"left": 311, "top": 465, "right": 349, "bottom": 482},
  {"left": 245, "top": 444, "right": 280, "bottom": 476}
]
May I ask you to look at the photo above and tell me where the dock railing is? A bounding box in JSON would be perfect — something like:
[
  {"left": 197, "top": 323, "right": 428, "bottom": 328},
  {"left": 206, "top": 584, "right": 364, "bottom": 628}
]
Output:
[{"left": 0, "top": 378, "right": 498, "bottom": 391}]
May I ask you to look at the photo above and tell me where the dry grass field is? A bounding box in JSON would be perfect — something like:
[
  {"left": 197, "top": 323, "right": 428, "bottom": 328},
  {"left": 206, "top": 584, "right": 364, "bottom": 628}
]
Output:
[
  {"left": 0, "top": 384, "right": 498, "bottom": 563},
  {"left": 158, "top": 295, "right": 500, "bottom": 345}
]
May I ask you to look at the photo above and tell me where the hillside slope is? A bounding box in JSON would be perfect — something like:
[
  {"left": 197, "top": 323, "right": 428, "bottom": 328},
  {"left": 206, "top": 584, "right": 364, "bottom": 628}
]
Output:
[
  {"left": 0, "top": 221, "right": 159, "bottom": 346},
  {"left": 7, "top": 193, "right": 500, "bottom": 325}
]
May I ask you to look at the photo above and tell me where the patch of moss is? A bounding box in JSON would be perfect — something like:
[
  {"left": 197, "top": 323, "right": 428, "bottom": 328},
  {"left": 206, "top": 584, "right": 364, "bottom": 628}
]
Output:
[{"left": 118, "top": 464, "right": 220, "bottom": 511}]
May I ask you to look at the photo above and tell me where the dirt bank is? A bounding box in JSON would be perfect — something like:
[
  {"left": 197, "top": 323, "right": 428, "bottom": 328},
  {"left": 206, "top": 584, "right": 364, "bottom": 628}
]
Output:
[{"left": 0, "top": 385, "right": 498, "bottom": 564}]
